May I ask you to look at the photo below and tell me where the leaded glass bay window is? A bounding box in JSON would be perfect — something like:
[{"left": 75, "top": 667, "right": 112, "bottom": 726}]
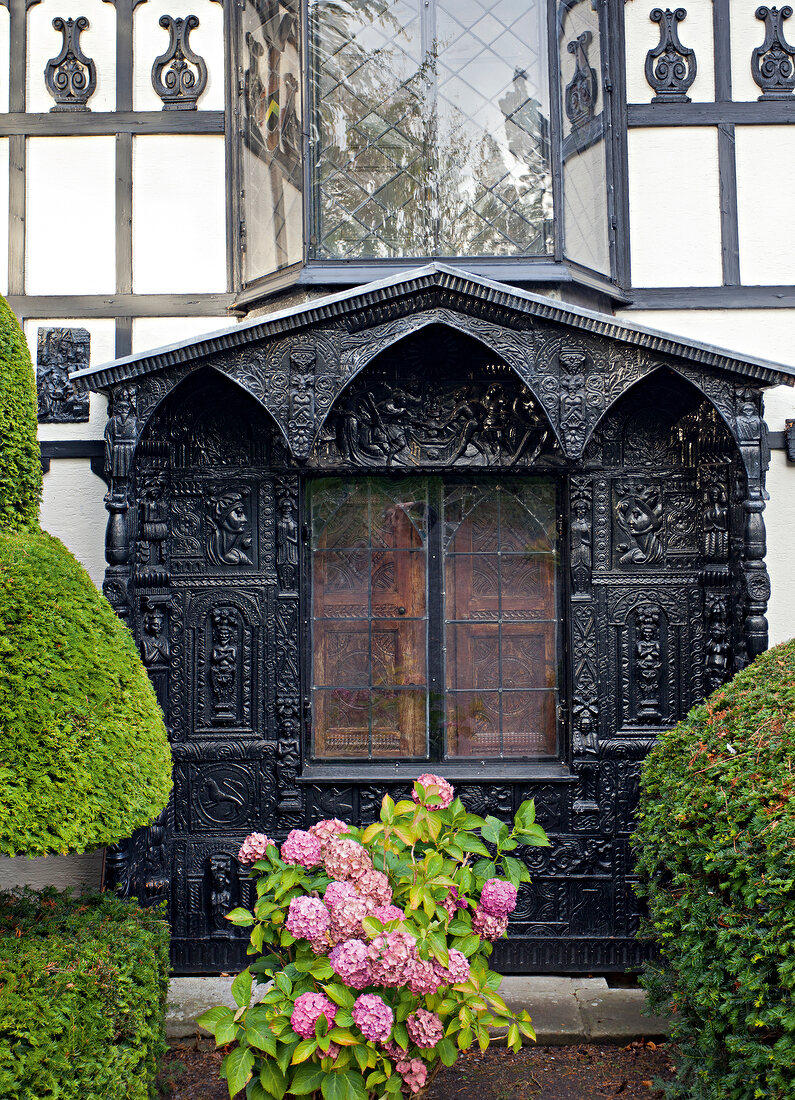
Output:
[
  {"left": 311, "top": 476, "right": 560, "bottom": 762},
  {"left": 309, "top": 0, "right": 554, "bottom": 259}
]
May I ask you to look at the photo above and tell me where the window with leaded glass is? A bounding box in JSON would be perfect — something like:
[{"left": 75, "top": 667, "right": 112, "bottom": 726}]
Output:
[
  {"left": 310, "top": 476, "right": 560, "bottom": 761},
  {"left": 308, "top": 0, "right": 553, "bottom": 259}
]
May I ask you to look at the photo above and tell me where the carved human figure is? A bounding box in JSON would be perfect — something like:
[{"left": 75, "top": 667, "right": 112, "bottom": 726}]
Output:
[
  {"left": 703, "top": 484, "right": 729, "bottom": 560},
  {"left": 560, "top": 373, "right": 586, "bottom": 432},
  {"left": 207, "top": 491, "right": 253, "bottom": 566},
  {"left": 634, "top": 607, "right": 662, "bottom": 722},
  {"left": 570, "top": 497, "right": 592, "bottom": 591},
  {"left": 616, "top": 486, "right": 664, "bottom": 566},
  {"left": 104, "top": 386, "right": 138, "bottom": 482},
  {"left": 142, "top": 805, "right": 169, "bottom": 904},
  {"left": 380, "top": 385, "right": 422, "bottom": 462},
  {"left": 706, "top": 596, "right": 730, "bottom": 692},
  {"left": 573, "top": 700, "right": 599, "bottom": 755},
  {"left": 446, "top": 388, "right": 487, "bottom": 462},
  {"left": 736, "top": 400, "right": 759, "bottom": 443},
  {"left": 207, "top": 855, "right": 233, "bottom": 933},
  {"left": 140, "top": 475, "right": 168, "bottom": 567},
  {"left": 210, "top": 610, "right": 238, "bottom": 719},
  {"left": 140, "top": 600, "right": 170, "bottom": 666},
  {"left": 508, "top": 387, "right": 549, "bottom": 466},
  {"left": 481, "top": 382, "right": 509, "bottom": 456},
  {"left": 335, "top": 391, "right": 387, "bottom": 462}
]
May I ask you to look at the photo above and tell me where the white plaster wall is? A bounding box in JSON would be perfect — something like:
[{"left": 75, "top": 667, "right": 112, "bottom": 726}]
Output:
[
  {"left": 628, "top": 127, "right": 722, "bottom": 287},
  {"left": 132, "top": 135, "right": 227, "bottom": 293},
  {"left": 26, "top": 137, "right": 116, "bottom": 294},
  {"left": 27, "top": 0, "right": 116, "bottom": 113},
  {"left": 25, "top": 317, "right": 113, "bottom": 441},
  {"left": 624, "top": 1, "right": 714, "bottom": 103},
  {"left": 735, "top": 126, "right": 795, "bottom": 286},
  {"left": 0, "top": 7, "right": 10, "bottom": 113},
  {"left": 729, "top": 0, "right": 765, "bottom": 102},
  {"left": 766, "top": 450, "right": 795, "bottom": 647},
  {"left": 0, "top": 851, "right": 103, "bottom": 891},
  {"left": 132, "top": 315, "right": 232, "bottom": 353},
  {"left": 0, "top": 139, "right": 8, "bottom": 296},
  {"left": 39, "top": 458, "right": 108, "bottom": 587},
  {"left": 133, "top": 0, "right": 224, "bottom": 112}
]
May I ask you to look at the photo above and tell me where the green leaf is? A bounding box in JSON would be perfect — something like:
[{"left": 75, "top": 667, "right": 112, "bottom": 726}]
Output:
[
  {"left": 274, "top": 972, "right": 292, "bottom": 996},
  {"left": 380, "top": 793, "right": 396, "bottom": 823},
  {"left": 323, "top": 982, "right": 355, "bottom": 1008},
  {"left": 503, "top": 856, "right": 523, "bottom": 889},
  {"left": 223, "top": 1046, "right": 255, "bottom": 1098},
  {"left": 246, "top": 1081, "right": 270, "bottom": 1100},
  {"left": 385, "top": 1074, "right": 403, "bottom": 1094},
  {"left": 437, "top": 1038, "right": 458, "bottom": 1067},
  {"left": 310, "top": 958, "right": 334, "bottom": 980},
  {"left": 246, "top": 1020, "right": 276, "bottom": 1056},
  {"left": 197, "top": 1006, "right": 234, "bottom": 1035},
  {"left": 458, "top": 834, "right": 490, "bottom": 856},
  {"left": 260, "top": 1060, "right": 287, "bottom": 1100},
  {"left": 291, "top": 1040, "right": 317, "bottom": 1064},
  {"left": 515, "top": 823, "right": 550, "bottom": 847},
  {"left": 515, "top": 799, "right": 536, "bottom": 828},
  {"left": 447, "top": 918, "right": 471, "bottom": 936},
  {"left": 216, "top": 1016, "right": 239, "bottom": 1046},
  {"left": 276, "top": 1041, "right": 299, "bottom": 1075},
  {"left": 232, "top": 967, "right": 253, "bottom": 1009},
  {"left": 353, "top": 1044, "right": 369, "bottom": 1071},
  {"left": 289, "top": 1064, "right": 325, "bottom": 1095},
  {"left": 321, "top": 1073, "right": 349, "bottom": 1100},
  {"left": 226, "top": 908, "right": 255, "bottom": 927},
  {"left": 481, "top": 816, "right": 503, "bottom": 845}
]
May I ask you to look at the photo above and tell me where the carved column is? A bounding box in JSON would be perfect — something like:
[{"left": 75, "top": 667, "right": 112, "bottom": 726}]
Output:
[
  {"left": 735, "top": 391, "right": 770, "bottom": 662},
  {"left": 102, "top": 383, "right": 139, "bottom": 623}
]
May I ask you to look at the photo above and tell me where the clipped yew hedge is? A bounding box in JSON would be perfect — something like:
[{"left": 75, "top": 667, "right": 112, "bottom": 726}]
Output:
[
  {"left": 0, "top": 888, "right": 169, "bottom": 1100},
  {"left": 0, "top": 296, "right": 41, "bottom": 530},
  {"left": 634, "top": 639, "right": 795, "bottom": 1100},
  {"left": 0, "top": 526, "right": 172, "bottom": 856}
]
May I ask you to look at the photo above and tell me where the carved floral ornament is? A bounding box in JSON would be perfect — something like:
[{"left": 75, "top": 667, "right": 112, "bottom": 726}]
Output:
[
  {"left": 44, "top": 16, "right": 97, "bottom": 112},
  {"left": 752, "top": 5, "right": 795, "bottom": 99},
  {"left": 644, "top": 7, "right": 697, "bottom": 103},
  {"left": 151, "top": 14, "right": 208, "bottom": 110}
]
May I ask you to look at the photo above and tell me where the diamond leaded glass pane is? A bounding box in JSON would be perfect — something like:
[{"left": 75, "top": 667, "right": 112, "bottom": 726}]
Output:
[{"left": 309, "top": 0, "right": 553, "bottom": 258}]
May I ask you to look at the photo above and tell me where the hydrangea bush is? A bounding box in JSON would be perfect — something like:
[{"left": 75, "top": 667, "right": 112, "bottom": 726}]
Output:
[{"left": 198, "top": 775, "right": 550, "bottom": 1100}]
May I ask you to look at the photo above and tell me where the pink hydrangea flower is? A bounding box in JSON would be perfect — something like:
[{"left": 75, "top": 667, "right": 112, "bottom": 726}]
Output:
[
  {"left": 407, "top": 1009, "right": 444, "bottom": 1049},
  {"left": 382, "top": 1041, "right": 404, "bottom": 1060},
  {"left": 329, "top": 938, "right": 372, "bottom": 990},
  {"left": 442, "top": 886, "right": 468, "bottom": 919},
  {"left": 290, "top": 992, "right": 337, "bottom": 1039},
  {"left": 407, "top": 957, "right": 441, "bottom": 996},
  {"left": 412, "top": 773, "right": 454, "bottom": 810},
  {"left": 330, "top": 895, "right": 371, "bottom": 941},
  {"left": 480, "top": 878, "right": 518, "bottom": 917},
  {"left": 285, "top": 896, "right": 331, "bottom": 941},
  {"left": 368, "top": 931, "right": 417, "bottom": 986},
  {"left": 324, "top": 880, "right": 357, "bottom": 908},
  {"left": 371, "top": 904, "right": 404, "bottom": 925},
  {"left": 356, "top": 869, "right": 393, "bottom": 907},
  {"left": 352, "top": 994, "right": 394, "bottom": 1042},
  {"left": 472, "top": 905, "right": 509, "bottom": 941},
  {"left": 324, "top": 836, "right": 374, "bottom": 881},
  {"left": 280, "top": 829, "right": 323, "bottom": 868},
  {"left": 396, "top": 1057, "right": 428, "bottom": 1094},
  {"left": 319, "top": 1042, "right": 341, "bottom": 1062},
  {"left": 309, "top": 818, "right": 349, "bottom": 849},
  {"left": 434, "top": 948, "right": 471, "bottom": 986},
  {"left": 238, "top": 833, "right": 275, "bottom": 865}
]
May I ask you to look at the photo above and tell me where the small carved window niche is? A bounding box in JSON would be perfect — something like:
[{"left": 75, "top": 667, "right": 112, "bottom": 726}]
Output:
[{"left": 37, "top": 327, "right": 90, "bottom": 423}]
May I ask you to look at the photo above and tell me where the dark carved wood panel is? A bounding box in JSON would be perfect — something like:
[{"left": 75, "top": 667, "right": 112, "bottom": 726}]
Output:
[{"left": 97, "top": 307, "right": 770, "bottom": 975}]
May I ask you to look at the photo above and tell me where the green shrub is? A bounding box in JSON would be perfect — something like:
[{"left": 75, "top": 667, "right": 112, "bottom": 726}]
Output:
[
  {"left": 0, "top": 887, "right": 169, "bottom": 1100},
  {"left": 0, "top": 296, "right": 41, "bottom": 530},
  {"left": 0, "top": 526, "right": 172, "bottom": 856},
  {"left": 634, "top": 639, "right": 795, "bottom": 1100}
]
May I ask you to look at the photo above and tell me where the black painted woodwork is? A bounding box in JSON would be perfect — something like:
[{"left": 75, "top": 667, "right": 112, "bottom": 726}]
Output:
[{"left": 80, "top": 272, "right": 778, "bottom": 974}]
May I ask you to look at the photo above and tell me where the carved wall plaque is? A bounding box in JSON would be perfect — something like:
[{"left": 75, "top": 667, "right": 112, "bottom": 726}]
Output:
[{"left": 36, "top": 327, "right": 90, "bottom": 422}]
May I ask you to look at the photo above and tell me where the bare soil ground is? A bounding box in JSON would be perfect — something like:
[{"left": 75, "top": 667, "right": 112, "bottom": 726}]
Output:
[{"left": 157, "top": 1040, "right": 675, "bottom": 1100}]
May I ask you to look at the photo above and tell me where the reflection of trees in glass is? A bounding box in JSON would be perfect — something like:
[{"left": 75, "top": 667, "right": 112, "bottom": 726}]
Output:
[{"left": 310, "top": 0, "right": 553, "bottom": 258}]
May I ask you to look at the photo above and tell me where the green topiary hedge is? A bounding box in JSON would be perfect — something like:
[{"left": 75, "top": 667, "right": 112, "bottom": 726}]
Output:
[
  {"left": 0, "top": 526, "right": 172, "bottom": 856},
  {"left": 0, "top": 887, "right": 169, "bottom": 1100},
  {"left": 634, "top": 639, "right": 795, "bottom": 1100},
  {"left": 0, "top": 297, "right": 41, "bottom": 531}
]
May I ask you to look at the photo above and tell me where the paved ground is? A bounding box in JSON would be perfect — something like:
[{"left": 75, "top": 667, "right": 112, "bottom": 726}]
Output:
[{"left": 166, "top": 975, "right": 670, "bottom": 1046}]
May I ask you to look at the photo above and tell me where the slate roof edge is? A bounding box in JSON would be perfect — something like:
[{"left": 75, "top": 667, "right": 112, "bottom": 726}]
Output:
[{"left": 70, "top": 263, "right": 795, "bottom": 390}]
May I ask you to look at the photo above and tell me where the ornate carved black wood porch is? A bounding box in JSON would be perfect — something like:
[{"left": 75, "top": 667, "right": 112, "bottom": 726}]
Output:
[{"left": 73, "top": 266, "right": 788, "bottom": 974}]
